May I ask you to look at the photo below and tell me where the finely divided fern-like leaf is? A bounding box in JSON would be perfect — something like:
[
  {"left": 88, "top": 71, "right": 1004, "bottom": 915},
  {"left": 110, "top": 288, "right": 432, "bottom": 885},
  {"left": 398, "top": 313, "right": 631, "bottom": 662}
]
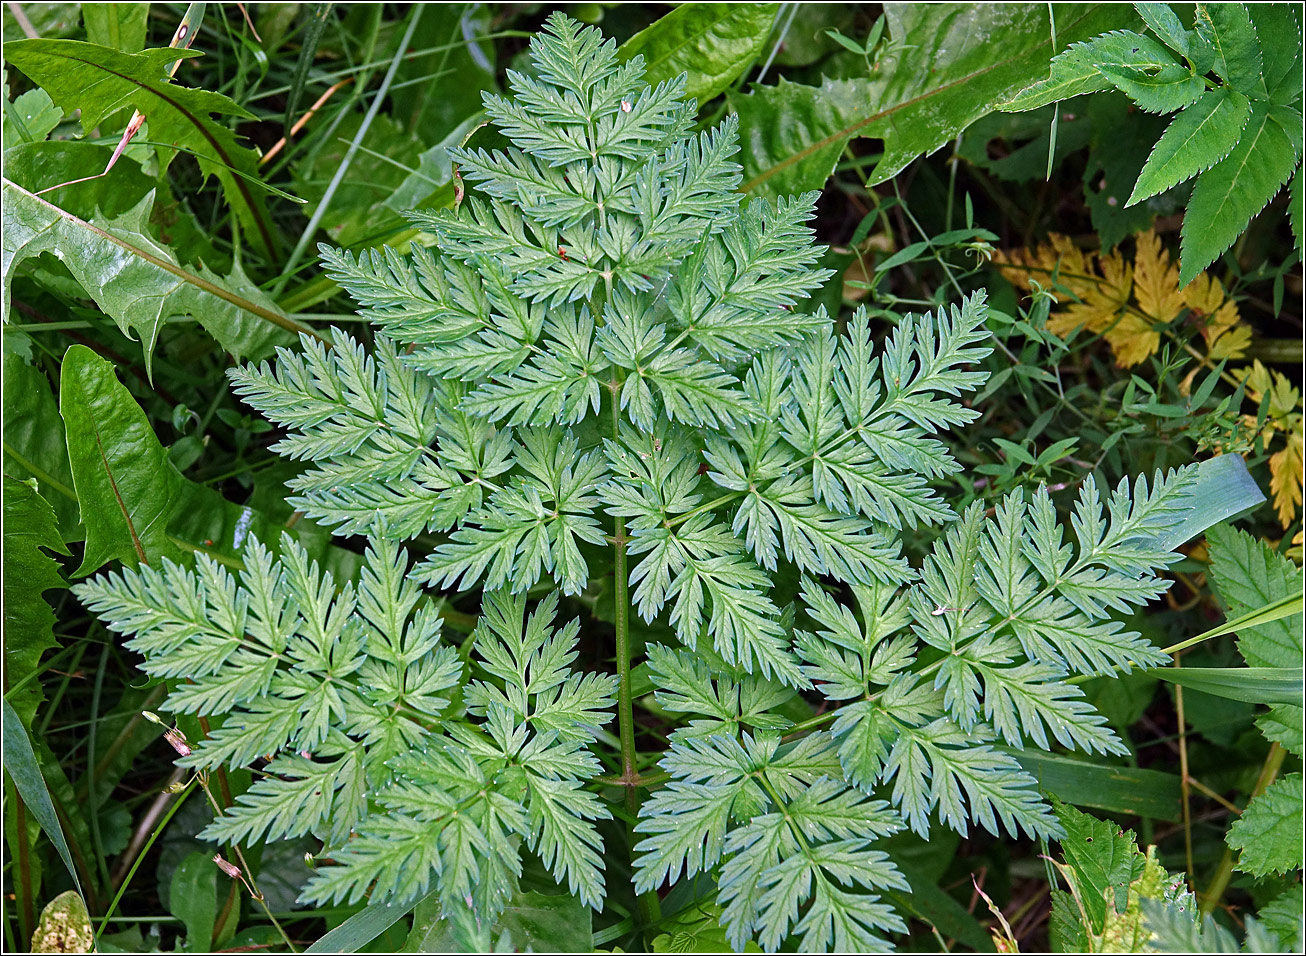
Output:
[{"left": 70, "top": 12, "right": 1218, "bottom": 951}]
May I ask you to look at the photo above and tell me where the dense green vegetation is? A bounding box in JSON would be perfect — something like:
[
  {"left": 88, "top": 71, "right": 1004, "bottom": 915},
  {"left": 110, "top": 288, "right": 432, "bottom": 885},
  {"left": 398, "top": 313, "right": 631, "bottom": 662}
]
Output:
[{"left": 2, "top": 3, "right": 1301, "bottom": 953}]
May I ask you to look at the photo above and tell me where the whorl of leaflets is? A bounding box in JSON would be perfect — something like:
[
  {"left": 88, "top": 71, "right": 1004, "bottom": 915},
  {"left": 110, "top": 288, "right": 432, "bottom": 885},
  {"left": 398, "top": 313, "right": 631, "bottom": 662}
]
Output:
[{"left": 74, "top": 13, "right": 1198, "bottom": 952}]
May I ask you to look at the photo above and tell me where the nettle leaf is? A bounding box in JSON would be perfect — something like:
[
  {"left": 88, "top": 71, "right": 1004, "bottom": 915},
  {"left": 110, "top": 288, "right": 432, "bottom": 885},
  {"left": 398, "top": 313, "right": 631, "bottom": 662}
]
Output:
[
  {"left": 70, "top": 12, "right": 1253, "bottom": 952},
  {"left": 3, "top": 39, "right": 278, "bottom": 256},
  {"left": 1227, "top": 773, "right": 1304, "bottom": 878}
]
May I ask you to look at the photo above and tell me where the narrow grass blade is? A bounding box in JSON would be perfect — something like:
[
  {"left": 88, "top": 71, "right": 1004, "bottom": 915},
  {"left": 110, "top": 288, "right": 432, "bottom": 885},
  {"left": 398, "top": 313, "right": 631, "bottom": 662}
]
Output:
[
  {"left": 2, "top": 698, "right": 87, "bottom": 901},
  {"left": 1154, "top": 667, "right": 1303, "bottom": 706}
]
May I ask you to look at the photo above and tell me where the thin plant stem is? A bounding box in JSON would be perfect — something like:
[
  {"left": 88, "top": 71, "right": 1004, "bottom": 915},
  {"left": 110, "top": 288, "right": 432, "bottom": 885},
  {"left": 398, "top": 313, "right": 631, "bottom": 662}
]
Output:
[
  {"left": 1174, "top": 657, "right": 1195, "bottom": 881},
  {"left": 1201, "top": 743, "right": 1287, "bottom": 915},
  {"left": 194, "top": 774, "right": 298, "bottom": 953},
  {"left": 274, "top": 5, "right": 425, "bottom": 296}
]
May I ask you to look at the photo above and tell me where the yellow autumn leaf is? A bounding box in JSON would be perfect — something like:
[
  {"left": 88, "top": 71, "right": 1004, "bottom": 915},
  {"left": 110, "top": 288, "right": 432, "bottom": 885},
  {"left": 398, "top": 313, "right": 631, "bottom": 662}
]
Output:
[
  {"left": 1183, "top": 272, "right": 1226, "bottom": 317},
  {"left": 1209, "top": 323, "right": 1251, "bottom": 360},
  {"left": 1133, "top": 229, "right": 1185, "bottom": 323},
  {"left": 1270, "top": 429, "right": 1304, "bottom": 528},
  {"left": 1104, "top": 313, "right": 1159, "bottom": 367},
  {"left": 996, "top": 230, "right": 1252, "bottom": 368}
]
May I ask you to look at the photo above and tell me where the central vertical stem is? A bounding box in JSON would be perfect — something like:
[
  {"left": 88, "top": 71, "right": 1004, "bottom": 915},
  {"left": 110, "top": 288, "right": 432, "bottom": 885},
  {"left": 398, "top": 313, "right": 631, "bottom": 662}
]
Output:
[{"left": 613, "top": 513, "right": 637, "bottom": 801}]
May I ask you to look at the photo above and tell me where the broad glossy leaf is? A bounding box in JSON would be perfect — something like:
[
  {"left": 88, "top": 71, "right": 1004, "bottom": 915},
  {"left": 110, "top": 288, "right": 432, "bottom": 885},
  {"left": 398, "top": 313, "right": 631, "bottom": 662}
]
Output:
[
  {"left": 2, "top": 351, "right": 80, "bottom": 539},
  {"left": 83, "top": 3, "right": 149, "bottom": 53},
  {"left": 59, "top": 344, "right": 184, "bottom": 575},
  {"left": 56, "top": 344, "right": 360, "bottom": 581},
  {"left": 170, "top": 851, "right": 218, "bottom": 952},
  {"left": 1128, "top": 88, "right": 1251, "bottom": 206},
  {"left": 737, "top": 4, "right": 1139, "bottom": 196},
  {"left": 3, "top": 182, "right": 298, "bottom": 368},
  {"left": 620, "top": 3, "right": 779, "bottom": 104},
  {"left": 1180, "top": 101, "right": 1301, "bottom": 285},
  {"left": 1, "top": 87, "right": 62, "bottom": 143},
  {"left": 2, "top": 477, "right": 69, "bottom": 730},
  {"left": 3, "top": 39, "right": 277, "bottom": 256},
  {"left": 730, "top": 77, "right": 871, "bottom": 199}
]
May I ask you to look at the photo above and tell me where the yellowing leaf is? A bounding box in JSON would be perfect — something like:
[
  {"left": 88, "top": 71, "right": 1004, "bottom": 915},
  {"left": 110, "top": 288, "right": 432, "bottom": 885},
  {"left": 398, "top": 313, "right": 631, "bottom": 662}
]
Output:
[
  {"left": 1104, "top": 313, "right": 1159, "bottom": 367},
  {"left": 1209, "top": 323, "right": 1251, "bottom": 360},
  {"left": 1133, "top": 229, "right": 1185, "bottom": 323},
  {"left": 1270, "top": 429, "right": 1303, "bottom": 528},
  {"left": 1203, "top": 299, "right": 1242, "bottom": 346},
  {"left": 1183, "top": 272, "right": 1226, "bottom": 318},
  {"left": 996, "top": 229, "right": 1254, "bottom": 368}
]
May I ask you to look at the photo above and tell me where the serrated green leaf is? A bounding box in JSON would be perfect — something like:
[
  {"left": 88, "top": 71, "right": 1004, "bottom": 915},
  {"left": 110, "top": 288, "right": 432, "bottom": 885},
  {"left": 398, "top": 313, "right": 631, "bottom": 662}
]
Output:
[
  {"left": 1051, "top": 797, "right": 1146, "bottom": 931},
  {"left": 1095, "top": 58, "right": 1204, "bottom": 114},
  {"left": 1250, "top": 4, "right": 1303, "bottom": 105},
  {"left": 1128, "top": 88, "right": 1251, "bottom": 205},
  {"left": 1227, "top": 772, "right": 1304, "bottom": 878},
  {"left": 1179, "top": 101, "right": 1301, "bottom": 285},
  {"left": 1258, "top": 883, "right": 1305, "bottom": 950},
  {"left": 1257, "top": 705, "right": 1304, "bottom": 756},
  {"left": 3, "top": 39, "right": 278, "bottom": 255},
  {"left": 1193, "top": 3, "right": 1263, "bottom": 94},
  {"left": 1002, "top": 28, "right": 1166, "bottom": 112},
  {"left": 619, "top": 3, "right": 779, "bottom": 104},
  {"left": 1133, "top": 3, "right": 1190, "bottom": 56},
  {"left": 2, "top": 87, "right": 62, "bottom": 143},
  {"left": 1292, "top": 166, "right": 1304, "bottom": 252},
  {"left": 1205, "top": 523, "right": 1304, "bottom": 669}
]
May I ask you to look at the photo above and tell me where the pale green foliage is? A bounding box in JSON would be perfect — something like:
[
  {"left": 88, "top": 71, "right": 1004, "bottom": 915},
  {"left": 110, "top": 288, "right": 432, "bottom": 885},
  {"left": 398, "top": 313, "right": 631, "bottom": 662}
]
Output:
[
  {"left": 74, "top": 13, "right": 1205, "bottom": 952},
  {"left": 1002, "top": 2, "right": 1304, "bottom": 281},
  {"left": 74, "top": 540, "right": 616, "bottom": 920}
]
